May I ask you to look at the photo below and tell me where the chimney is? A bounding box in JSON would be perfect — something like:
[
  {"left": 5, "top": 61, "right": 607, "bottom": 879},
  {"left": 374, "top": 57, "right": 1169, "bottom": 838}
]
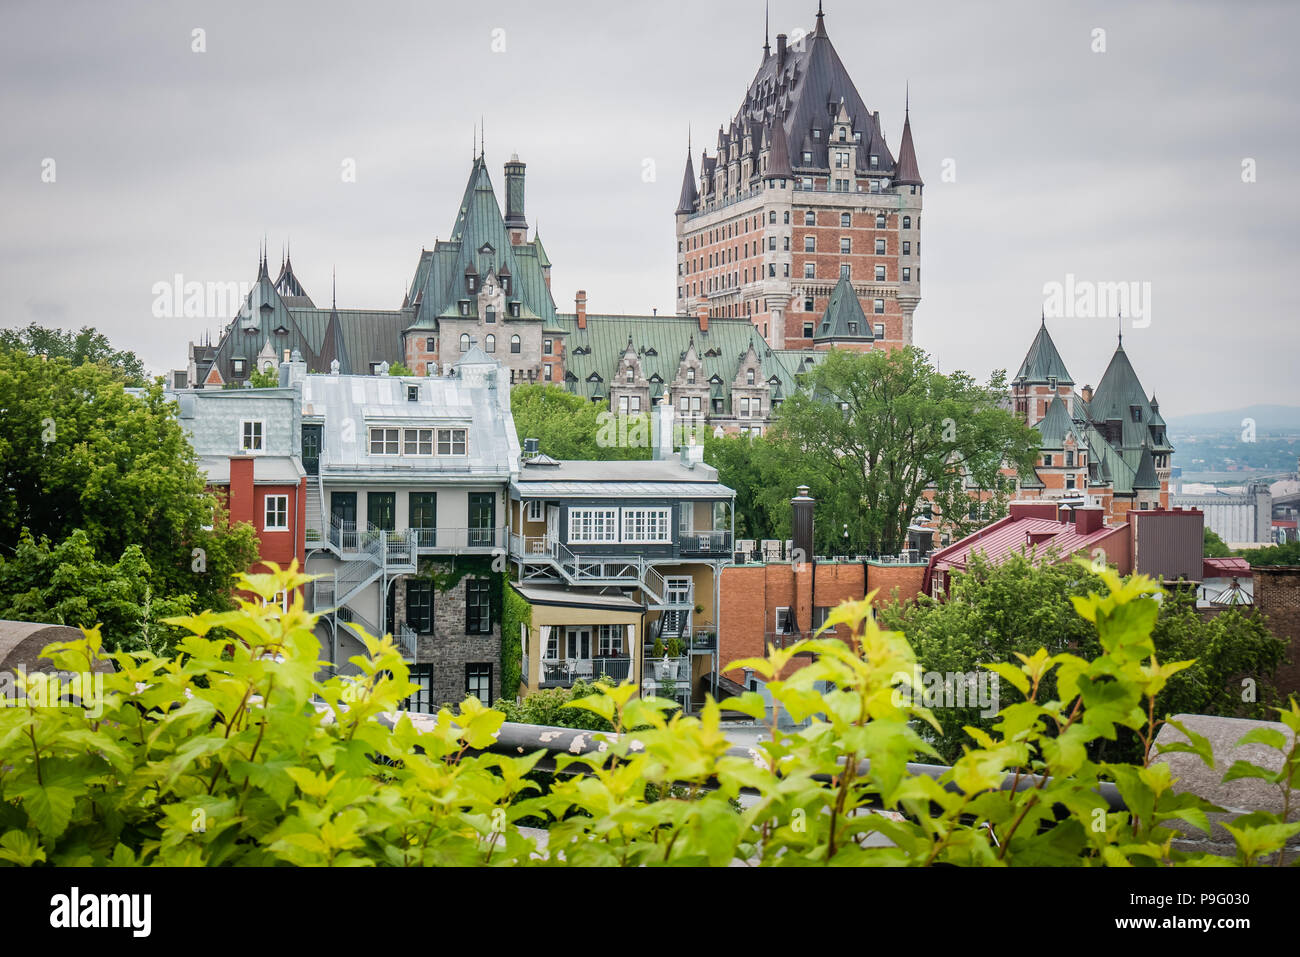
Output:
[
  {"left": 1081, "top": 384, "right": 1094, "bottom": 403},
  {"left": 504, "top": 154, "right": 527, "bottom": 244},
  {"left": 791, "top": 485, "right": 814, "bottom": 565},
  {"left": 652, "top": 398, "right": 675, "bottom": 460},
  {"left": 697, "top": 301, "right": 709, "bottom": 333},
  {"left": 523, "top": 437, "right": 540, "bottom": 456},
  {"left": 576, "top": 290, "right": 587, "bottom": 330},
  {"left": 1075, "top": 506, "right": 1104, "bottom": 535},
  {"left": 776, "top": 33, "right": 787, "bottom": 69}
]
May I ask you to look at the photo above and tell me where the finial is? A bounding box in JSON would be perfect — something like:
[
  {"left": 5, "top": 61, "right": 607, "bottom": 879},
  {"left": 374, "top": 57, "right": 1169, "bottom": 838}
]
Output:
[
  {"left": 764, "top": 1, "right": 770, "bottom": 55},
  {"left": 1117, "top": 313, "right": 1123, "bottom": 347},
  {"left": 905, "top": 81, "right": 910, "bottom": 116},
  {"left": 332, "top": 266, "right": 337, "bottom": 309},
  {"left": 480, "top": 114, "right": 485, "bottom": 159},
  {"left": 1041, "top": 306, "right": 1045, "bottom": 326}
]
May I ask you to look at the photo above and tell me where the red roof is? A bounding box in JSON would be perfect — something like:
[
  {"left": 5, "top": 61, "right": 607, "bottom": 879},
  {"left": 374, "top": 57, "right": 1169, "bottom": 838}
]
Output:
[
  {"left": 925, "top": 513, "right": 1124, "bottom": 592},
  {"left": 1203, "top": 557, "right": 1251, "bottom": 579}
]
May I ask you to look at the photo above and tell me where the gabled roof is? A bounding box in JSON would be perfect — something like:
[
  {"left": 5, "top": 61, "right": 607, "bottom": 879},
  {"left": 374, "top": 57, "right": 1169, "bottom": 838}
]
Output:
[
  {"left": 1015, "top": 318, "right": 1074, "bottom": 385},
  {"left": 813, "top": 276, "right": 874, "bottom": 342}
]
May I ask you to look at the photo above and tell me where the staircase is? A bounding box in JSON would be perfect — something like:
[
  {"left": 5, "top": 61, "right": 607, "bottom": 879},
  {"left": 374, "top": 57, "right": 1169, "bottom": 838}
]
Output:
[{"left": 304, "top": 475, "right": 326, "bottom": 549}]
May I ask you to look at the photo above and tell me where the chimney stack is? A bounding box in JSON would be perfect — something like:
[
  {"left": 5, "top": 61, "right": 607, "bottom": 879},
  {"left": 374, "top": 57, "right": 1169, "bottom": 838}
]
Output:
[
  {"left": 1081, "top": 384, "right": 1094, "bottom": 403},
  {"left": 1075, "top": 506, "right": 1104, "bottom": 535},
  {"left": 776, "top": 33, "right": 787, "bottom": 69},
  {"left": 791, "top": 485, "right": 814, "bottom": 565},
  {"left": 576, "top": 290, "right": 587, "bottom": 330},
  {"left": 697, "top": 301, "right": 709, "bottom": 333},
  {"left": 504, "top": 154, "right": 527, "bottom": 244}
]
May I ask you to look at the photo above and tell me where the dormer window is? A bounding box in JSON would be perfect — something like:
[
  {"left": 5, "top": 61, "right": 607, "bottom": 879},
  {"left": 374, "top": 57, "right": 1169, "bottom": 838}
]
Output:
[
  {"left": 746, "top": 369, "right": 755, "bottom": 385},
  {"left": 486, "top": 307, "right": 496, "bottom": 324},
  {"left": 838, "top": 128, "right": 847, "bottom": 141},
  {"left": 231, "top": 358, "right": 246, "bottom": 376},
  {"left": 501, "top": 276, "right": 511, "bottom": 295},
  {"left": 870, "top": 154, "right": 879, "bottom": 168},
  {"left": 1048, "top": 376, "right": 1057, "bottom": 391},
  {"left": 467, "top": 276, "right": 477, "bottom": 293},
  {"left": 407, "top": 385, "right": 419, "bottom": 402},
  {"left": 802, "top": 150, "right": 812, "bottom": 164},
  {"left": 625, "top": 369, "right": 634, "bottom": 383},
  {"left": 1131, "top": 406, "right": 1143, "bottom": 423},
  {"left": 812, "top": 128, "right": 821, "bottom": 140},
  {"left": 509, "top": 302, "right": 520, "bottom": 318},
  {"left": 459, "top": 301, "right": 471, "bottom": 316},
  {"left": 687, "top": 368, "right": 696, "bottom": 384}
]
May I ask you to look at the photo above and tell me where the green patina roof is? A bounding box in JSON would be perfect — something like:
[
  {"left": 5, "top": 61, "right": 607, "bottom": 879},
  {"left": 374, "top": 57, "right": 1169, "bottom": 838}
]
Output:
[
  {"left": 1032, "top": 394, "right": 1075, "bottom": 449},
  {"left": 551, "top": 313, "right": 823, "bottom": 414},
  {"left": 1015, "top": 318, "right": 1074, "bottom": 385},
  {"left": 813, "top": 276, "right": 874, "bottom": 342},
  {"left": 1088, "top": 340, "right": 1173, "bottom": 454}
]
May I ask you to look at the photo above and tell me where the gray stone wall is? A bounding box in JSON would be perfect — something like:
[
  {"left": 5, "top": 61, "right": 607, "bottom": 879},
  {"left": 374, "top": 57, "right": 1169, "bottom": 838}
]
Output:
[{"left": 401, "top": 564, "right": 500, "bottom": 709}]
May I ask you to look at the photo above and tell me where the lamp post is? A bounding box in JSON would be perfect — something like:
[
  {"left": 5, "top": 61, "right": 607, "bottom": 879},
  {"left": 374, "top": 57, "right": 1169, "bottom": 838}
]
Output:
[{"left": 842, "top": 523, "right": 849, "bottom": 560}]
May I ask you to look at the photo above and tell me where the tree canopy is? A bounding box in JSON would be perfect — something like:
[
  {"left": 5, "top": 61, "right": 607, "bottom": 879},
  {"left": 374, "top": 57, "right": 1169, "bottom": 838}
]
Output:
[
  {"left": 0, "top": 348, "right": 258, "bottom": 649},
  {"left": 0, "top": 322, "right": 147, "bottom": 385},
  {"left": 510, "top": 384, "right": 650, "bottom": 460}
]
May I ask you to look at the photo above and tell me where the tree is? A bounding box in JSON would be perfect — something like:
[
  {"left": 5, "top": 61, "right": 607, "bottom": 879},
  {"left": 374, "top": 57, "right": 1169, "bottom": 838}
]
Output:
[
  {"left": 1204, "top": 527, "right": 1234, "bottom": 558},
  {"left": 1241, "top": 540, "right": 1300, "bottom": 566},
  {"left": 510, "top": 384, "right": 649, "bottom": 460},
  {"left": 702, "top": 432, "right": 775, "bottom": 541},
  {"left": 387, "top": 361, "right": 414, "bottom": 376},
  {"left": 0, "top": 349, "right": 259, "bottom": 643},
  {"left": 876, "top": 552, "right": 1287, "bottom": 763},
  {"left": 761, "top": 348, "right": 1039, "bottom": 555},
  {"left": 248, "top": 367, "right": 280, "bottom": 388},
  {"left": 0, "top": 322, "right": 147, "bottom": 385}
]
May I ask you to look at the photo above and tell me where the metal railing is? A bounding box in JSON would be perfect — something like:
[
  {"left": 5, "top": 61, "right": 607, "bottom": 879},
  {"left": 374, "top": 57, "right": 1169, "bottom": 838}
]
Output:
[
  {"left": 397, "top": 622, "right": 418, "bottom": 660},
  {"left": 678, "top": 529, "right": 733, "bottom": 555},
  {"left": 540, "top": 657, "right": 634, "bottom": 686},
  {"left": 415, "top": 527, "right": 503, "bottom": 551}
]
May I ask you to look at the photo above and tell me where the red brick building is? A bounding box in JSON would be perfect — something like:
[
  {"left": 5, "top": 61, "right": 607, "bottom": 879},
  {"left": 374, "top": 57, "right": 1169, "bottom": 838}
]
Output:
[{"left": 675, "top": 4, "right": 922, "bottom": 352}]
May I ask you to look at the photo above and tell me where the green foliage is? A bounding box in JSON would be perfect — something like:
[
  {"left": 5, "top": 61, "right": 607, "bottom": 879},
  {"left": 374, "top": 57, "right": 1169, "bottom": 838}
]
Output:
[
  {"left": 500, "top": 586, "right": 532, "bottom": 700},
  {"left": 1203, "top": 527, "right": 1233, "bottom": 558},
  {"left": 0, "top": 348, "right": 260, "bottom": 652},
  {"left": 247, "top": 367, "right": 280, "bottom": 388},
  {"left": 3, "top": 563, "right": 1295, "bottom": 866},
  {"left": 387, "top": 362, "right": 414, "bottom": 376},
  {"left": 510, "top": 384, "right": 649, "bottom": 460},
  {"left": 1241, "top": 540, "right": 1300, "bottom": 566},
  {"left": 0, "top": 322, "right": 147, "bottom": 386},
  {"left": 704, "top": 348, "right": 1035, "bottom": 553},
  {"left": 495, "top": 680, "right": 614, "bottom": 732},
  {"left": 878, "top": 552, "right": 1286, "bottom": 763}
]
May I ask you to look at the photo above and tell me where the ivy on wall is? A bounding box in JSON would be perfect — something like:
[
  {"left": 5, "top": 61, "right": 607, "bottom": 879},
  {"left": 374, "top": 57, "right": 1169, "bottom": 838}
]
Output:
[{"left": 500, "top": 584, "right": 533, "bottom": 703}]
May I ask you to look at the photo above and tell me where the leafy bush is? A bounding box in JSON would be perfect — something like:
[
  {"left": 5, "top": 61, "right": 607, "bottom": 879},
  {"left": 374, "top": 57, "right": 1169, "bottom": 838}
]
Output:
[{"left": 1, "top": 562, "right": 1297, "bottom": 866}]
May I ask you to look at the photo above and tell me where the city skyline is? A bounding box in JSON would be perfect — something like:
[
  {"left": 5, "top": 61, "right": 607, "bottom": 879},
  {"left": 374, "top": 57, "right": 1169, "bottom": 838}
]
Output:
[{"left": 1, "top": 0, "right": 1296, "bottom": 415}]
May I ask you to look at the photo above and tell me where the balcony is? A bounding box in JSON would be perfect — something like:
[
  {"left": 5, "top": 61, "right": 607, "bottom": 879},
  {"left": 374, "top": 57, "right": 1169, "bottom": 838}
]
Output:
[
  {"left": 678, "top": 529, "right": 733, "bottom": 557},
  {"left": 412, "top": 527, "right": 504, "bottom": 553},
  {"left": 539, "top": 657, "right": 635, "bottom": 687}
]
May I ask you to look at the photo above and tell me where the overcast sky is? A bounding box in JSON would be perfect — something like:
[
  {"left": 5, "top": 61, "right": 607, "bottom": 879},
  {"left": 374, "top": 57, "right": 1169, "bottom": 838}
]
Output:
[{"left": 1, "top": 0, "right": 1296, "bottom": 416}]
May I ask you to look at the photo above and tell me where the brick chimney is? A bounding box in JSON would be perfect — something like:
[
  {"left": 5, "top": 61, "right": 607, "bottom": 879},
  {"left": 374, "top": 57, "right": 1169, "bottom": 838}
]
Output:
[
  {"left": 1074, "top": 506, "right": 1104, "bottom": 535},
  {"left": 1081, "top": 384, "right": 1094, "bottom": 403},
  {"left": 776, "top": 33, "right": 787, "bottom": 69},
  {"left": 576, "top": 290, "right": 587, "bottom": 330},
  {"left": 697, "top": 302, "right": 709, "bottom": 333}
]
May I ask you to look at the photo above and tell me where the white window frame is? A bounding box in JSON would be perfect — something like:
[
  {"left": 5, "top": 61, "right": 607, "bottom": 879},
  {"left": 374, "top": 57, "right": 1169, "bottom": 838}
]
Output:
[
  {"left": 621, "top": 507, "right": 671, "bottom": 544},
  {"left": 775, "top": 606, "right": 792, "bottom": 633},
  {"left": 240, "top": 420, "right": 265, "bottom": 452},
  {"left": 403, "top": 428, "right": 434, "bottom": 455},
  {"left": 436, "top": 428, "right": 468, "bottom": 456},
  {"left": 526, "top": 500, "right": 544, "bottom": 522},
  {"left": 264, "top": 494, "right": 289, "bottom": 531},
  {"left": 596, "top": 624, "right": 621, "bottom": 657},
  {"left": 369, "top": 427, "right": 400, "bottom": 456},
  {"left": 569, "top": 508, "right": 619, "bottom": 544}
]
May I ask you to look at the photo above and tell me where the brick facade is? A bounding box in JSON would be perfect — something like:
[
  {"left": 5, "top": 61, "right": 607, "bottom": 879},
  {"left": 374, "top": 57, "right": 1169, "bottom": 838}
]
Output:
[{"left": 1252, "top": 566, "right": 1300, "bottom": 699}]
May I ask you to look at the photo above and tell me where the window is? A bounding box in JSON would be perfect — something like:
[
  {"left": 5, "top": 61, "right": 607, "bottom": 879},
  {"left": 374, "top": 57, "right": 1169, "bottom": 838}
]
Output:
[
  {"left": 425, "top": 336, "right": 436, "bottom": 351},
  {"left": 876, "top": 239, "right": 887, "bottom": 255},
  {"left": 803, "top": 321, "right": 814, "bottom": 337},
  {"left": 804, "top": 211, "right": 815, "bottom": 226},
  {"left": 410, "top": 492, "right": 436, "bottom": 530},
  {"left": 396, "top": 429, "right": 430, "bottom": 456},
  {"left": 240, "top": 420, "right": 264, "bottom": 451},
  {"left": 459, "top": 333, "right": 470, "bottom": 352},
  {"left": 1048, "top": 376, "right": 1058, "bottom": 392},
  {"left": 483, "top": 334, "right": 495, "bottom": 353},
  {"left": 544, "top": 338, "right": 553, "bottom": 354},
  {"left": 875, "top": 213, "right": 886, "bottom": 229},
  {"left": 802, "top": 150, "right": 812, "bottom": 164},
  {"left": 783, "top": 236, "right": 790, "bottom": 251},
  {"left": 812, "top": 128, "right": 821, "bottom": 140},
  {"left": 232, "top": 358, "right": 246, "bottom": 376},
  {"left": 775, "top": 606, "right": 792, "bottom": 633},
  {"left": 597, "top": 624, "right": 621, "bottom": 657},
  {"left": 804, "top": 235, "right": 815, "bottom": 252},
  {"left": 874, "top": 322, "right": 884, "bottom": 338},
  {"left": 544, "top": 363, "right": 552, "bottom": 381},
  {"left": 769, "top": 210, "right": 776, "bottom": 224},
  {"left": 739, "top": 397, "right": 750, "bottom": 418},
  {"left": 902, "top": 241, "right": 911, "bottom": 255},
  {"left": 784, "top": 211, "right": 790, "bottom": 224},
  {"left": 465, "top": 664, "right": 492, "bottom": 700},
  {"left": 902, "top": 267, "right": 911, "bottom": 282},
  {"left": 369, "top": 362, "right": 384, "bottom": 375},
  {"left": 746, "top": 369, "right": 755, "bottom": 385},
  {"left": 1066, "top": 450, "right": 1076, "bottom": 467},
  {"left": 407, "top": 580, "right": 434, "bottom": 633},
  {"left": 873, "top": 299, "right": 884, "bottom": 314},
  {"left": 425, "top": 361, "right": 437, "bottom": 375},
  {"left": 875, "top": 265, "right": 886, "bottom": 281},
  {"left": 466, "top": 275, "right": 477, "bottom": 293},
  {"left": 510, "top": 335, "right": 521, "bottom": 354},
  {"left": 841, "top": 212, "right": 851, "bottom": 227},
  {"left": 783, "top": 263, "right": 790, "bottom": 277},
  {"left": 509, "top": 302, "right": 520, "bottom": 317},
  {"left": 768, "top": 237, "right": 776, "bottom": 251},
  {"left": 686, "top": 368, "right": 696, "bottom": 384},
  {"left": 804, "top": 262, "right": 815, "bottom": 278},
  {"left": 869, "top": 180, "right": 881, "bottom": 193},
  {"left": 1131, "top": 406, "right": 1143, "bottom": 423},
  {"left": 902, "top": 216, "right": 911, "bottom": 229},
  {"left": 407, "top": 385, "right": 419, "bottom": 402},
  {"left": 801, "top": 176, "right": 813, "bottom": 190},
  {"left": 525, "top": 499, "right": 543, "bottom": 522},
  {"left": 622, "top": 508, "right": 671, "bottom": 543},
  {"left": 264, "top": 494, "right": 288, "bottom": 530},
  {"left": 485, "top": 307, "right": 496, "bottom": 324},
  {"left": 870, "top": 154, "right": 879, "bottom": 169},
  {"left": 835, "top": 178, "right": 849, "bottom": 191},
  {"left": 847, "top": 322, "right": 858, "bottom": 335},
  {"left": 459, "top": 301, "right": 471, "bottom": 316},
  {"left": 569, "top": 508, "right": 618, "bottom": 543},
  {"left": 436, "top": 428, "right": 467, "bottom": 455},
  {"left": 1044, "top": 454, "right": 1054, "bottom": 466},
  {"left": 369, "top": 427, "right": 399, "bottom": 455},
  {"left": 840, "top": 237, "right": 851, "bottom": 254},
  {"left": 465, "top": 580, "right": 493, "bottom": 634},
  {"left": 835, "top": 150, "right": 849, "bottom": 168},
  {"left": 840, "top": 264, "right": 851, "bottom": 279}
]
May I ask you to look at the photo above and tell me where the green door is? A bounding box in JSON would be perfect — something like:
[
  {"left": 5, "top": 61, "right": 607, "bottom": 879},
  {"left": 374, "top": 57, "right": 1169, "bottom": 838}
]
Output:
[
  {"left": 302, "top": 425, "right": 322, "bottom": 475},
  {"left": 368, "top": 492, "right": 396, "bottom": 531},
  {"left": 468, "top": 492, "right": 495, "bottom": 547}
]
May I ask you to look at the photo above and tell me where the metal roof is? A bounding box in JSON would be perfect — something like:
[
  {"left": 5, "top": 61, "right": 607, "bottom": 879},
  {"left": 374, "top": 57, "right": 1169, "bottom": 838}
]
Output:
[
  {"left": 511, "top": 584, "right": 644, "bottom": 611},
  {"left": 514, "top": 480, "right": 733, "bottom": 499}
]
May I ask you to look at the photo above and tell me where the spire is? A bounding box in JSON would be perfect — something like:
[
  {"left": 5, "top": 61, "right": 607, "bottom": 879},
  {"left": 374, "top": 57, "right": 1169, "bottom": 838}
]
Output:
[
  {"left": 814, "top": 0, "right": 827, "bottom": 37},
  {"left": 676, "top": 134, "right": 700, "bottom": 214},
  {"left": 257, "top": 238, "right": 269, "bottom": 279},
  {"left": 893, "top": 96, "right": 923, "bottom": 186},
  {"left": 764, "top": 1, "right": 770, "bottom": 57},
  {"left": 332, "top": 267, "right": 337, "bottom": 310},
  {"left": 766, "top": 117, "right": 793, "bottom": 179}
]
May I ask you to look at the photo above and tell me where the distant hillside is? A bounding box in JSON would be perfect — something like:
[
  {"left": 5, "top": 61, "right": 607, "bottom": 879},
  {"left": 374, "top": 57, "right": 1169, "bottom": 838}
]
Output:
[{"left": 1166, "top": 405, "right": 1300, "bottom": 433}]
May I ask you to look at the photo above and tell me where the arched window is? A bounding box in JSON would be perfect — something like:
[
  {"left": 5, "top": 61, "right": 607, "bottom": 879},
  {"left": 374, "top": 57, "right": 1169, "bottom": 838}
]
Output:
[
  {"left": 804, "top": 210, "right": 815, "bottom": 226},
  {"left": 687, "top": 368, "right": 696, "bottom": 384},
  {"left": 485, "top": 334, "right": 495, "bottom": 353},
  {"left": 510, "top": 335, "right": 521, "bottom": 354},
  {"left": 746, "top": 369, "right": 755, "bottom": 385},
  {"left": 625, "top": 368, "right": 633, "bottom": 383},
  {"left": 902, "top": 216, "right": 912, "bottom": 229},
  {"left": 459, "top": 333, "right": 470, "bottom": 352}
]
